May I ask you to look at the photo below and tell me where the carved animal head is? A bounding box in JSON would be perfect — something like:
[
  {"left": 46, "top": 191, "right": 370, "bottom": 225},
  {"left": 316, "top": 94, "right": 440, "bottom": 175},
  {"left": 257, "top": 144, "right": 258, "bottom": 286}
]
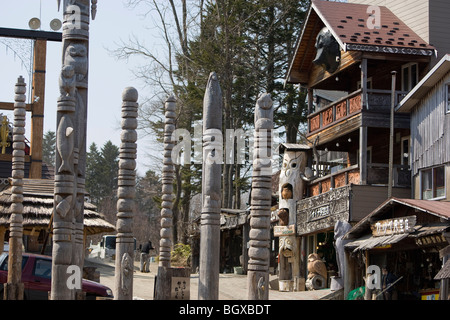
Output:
[
  {"left": 313, "top": 27, "right": 341, "bottom": 73},
  {"left": 277, "top": 208, "right": 289, "bottom": 226}
]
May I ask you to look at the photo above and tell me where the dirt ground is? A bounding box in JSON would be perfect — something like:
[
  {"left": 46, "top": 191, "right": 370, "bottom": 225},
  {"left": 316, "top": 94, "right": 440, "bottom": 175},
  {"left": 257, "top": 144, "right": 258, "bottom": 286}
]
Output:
[{"left": 85, "top": 257, "right": 333, "bottom": 300}]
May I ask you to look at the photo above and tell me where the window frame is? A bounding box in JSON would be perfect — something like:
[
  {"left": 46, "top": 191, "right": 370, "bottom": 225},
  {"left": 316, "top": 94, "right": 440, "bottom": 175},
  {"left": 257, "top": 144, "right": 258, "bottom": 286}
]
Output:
[
  {"left": 420, "top": 165, "right": 446, "bottom": 200},
  {"left": 445, "top": 83, "right": 450, "bottom": 114},
  {"left": 401, "top": 62, "right": 419, "bottom": 92}
]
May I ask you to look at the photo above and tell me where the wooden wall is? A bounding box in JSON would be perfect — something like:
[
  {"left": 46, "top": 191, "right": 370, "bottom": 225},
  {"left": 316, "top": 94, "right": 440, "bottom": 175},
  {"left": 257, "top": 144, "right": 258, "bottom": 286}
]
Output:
[
  {"left": 350, "top": 185, "right": 411, "bottom": 222},
  {"left": 410, "top": 71, "right": 450, "bottom": 176}
]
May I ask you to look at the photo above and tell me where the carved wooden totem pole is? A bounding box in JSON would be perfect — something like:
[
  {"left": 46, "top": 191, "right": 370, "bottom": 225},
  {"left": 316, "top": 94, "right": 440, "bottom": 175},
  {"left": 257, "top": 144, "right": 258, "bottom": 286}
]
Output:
[
  {"left": 52, "top": 0, "right": 96, "bottom": 300},
  {"left": 158, "top": 96, "right": 176, "bottom": 268},
  {"left": 198, "top": 72, "right": 223, "bottom": 300},
  {"left": 155, "top": 96, "right": 190, "bottom": 300},
  {"left": 247, "top": 93, "right": 273, "bottom": 300},
  {"left": 277, "top": 149, "right": 306, "bottom": 290},
  {"left": 277, "top": 141, "right": 318, "bottom": 291},
  {"left": 114, "top": 87, "right": 138, "bottom": 300},
  {"left": 4, "top": 76, "right": 26, "bottom": 300}
]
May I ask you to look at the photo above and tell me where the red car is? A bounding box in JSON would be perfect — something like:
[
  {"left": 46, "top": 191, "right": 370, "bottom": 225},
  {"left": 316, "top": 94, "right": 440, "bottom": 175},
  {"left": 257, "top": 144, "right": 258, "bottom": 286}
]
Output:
[{"left": 0, "top": 252, "right": 113, "bottom": 300}]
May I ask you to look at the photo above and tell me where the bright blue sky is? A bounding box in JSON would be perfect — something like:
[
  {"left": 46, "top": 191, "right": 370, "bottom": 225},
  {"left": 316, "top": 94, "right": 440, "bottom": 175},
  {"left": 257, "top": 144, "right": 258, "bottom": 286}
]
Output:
[{"left": 0, "top": 0, "right": 160, "bottom": 176}]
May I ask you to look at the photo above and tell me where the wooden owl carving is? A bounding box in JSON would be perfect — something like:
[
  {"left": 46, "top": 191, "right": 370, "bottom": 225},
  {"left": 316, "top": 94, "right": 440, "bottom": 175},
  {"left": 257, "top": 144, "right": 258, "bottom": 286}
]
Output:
[
  {"left": 307, "top": 253, "right": 327, "bottom": 280},
  {"left": 277, "top": 208, "right": 289, "bottom": 226},
  {"left": 281, "top": 186, "right": 293, "bottom": 200},
  {"left": 64, "top": 43, "right": 88, "bottom": 83}
]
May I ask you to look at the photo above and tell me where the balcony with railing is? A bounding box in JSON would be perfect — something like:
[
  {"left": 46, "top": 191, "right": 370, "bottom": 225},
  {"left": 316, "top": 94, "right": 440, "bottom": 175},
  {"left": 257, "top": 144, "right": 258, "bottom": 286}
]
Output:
[
  {"left": 307, "top": 89, "right": 408, "bottom": 135},
  {"left": 308, "top": 163, "right": 411, "bottom": 197}
]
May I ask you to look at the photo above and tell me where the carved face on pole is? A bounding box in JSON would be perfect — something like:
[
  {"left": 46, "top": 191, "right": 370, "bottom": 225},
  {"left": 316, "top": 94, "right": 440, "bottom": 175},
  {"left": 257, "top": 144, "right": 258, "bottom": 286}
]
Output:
[{"left": 280, "top": 150, "right": 307, "bottom": 202}]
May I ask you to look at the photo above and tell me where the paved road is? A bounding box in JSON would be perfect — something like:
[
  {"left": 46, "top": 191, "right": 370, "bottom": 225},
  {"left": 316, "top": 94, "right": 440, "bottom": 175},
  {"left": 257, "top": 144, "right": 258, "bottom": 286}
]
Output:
[{"left": 85, "top": 257, "right": 332, "bottom": 300}]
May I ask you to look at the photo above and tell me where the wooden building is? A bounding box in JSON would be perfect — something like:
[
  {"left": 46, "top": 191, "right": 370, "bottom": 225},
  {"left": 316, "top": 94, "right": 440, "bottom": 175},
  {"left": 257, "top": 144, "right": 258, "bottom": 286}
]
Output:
[
  {"left": 284, "top": 0, "right": 438, "bottom": 288},
  {"left": 0, "top": 179, "right": 115, "bottom": 254},
  {"left": 344, "top": 198, "right": 450, "bottom": 300}
]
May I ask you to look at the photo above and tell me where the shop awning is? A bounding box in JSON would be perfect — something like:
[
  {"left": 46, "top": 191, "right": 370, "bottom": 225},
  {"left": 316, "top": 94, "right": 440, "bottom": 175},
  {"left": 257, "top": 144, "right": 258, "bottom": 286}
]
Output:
[
  {"left": 345, "top": 222, "right": 450, "bottom": 252},
  {"left": 435, "top": 259, "right": 450, "bottom": 280},
  {"left": 345, "top": 233, "right": 408, "bottom": 252}
]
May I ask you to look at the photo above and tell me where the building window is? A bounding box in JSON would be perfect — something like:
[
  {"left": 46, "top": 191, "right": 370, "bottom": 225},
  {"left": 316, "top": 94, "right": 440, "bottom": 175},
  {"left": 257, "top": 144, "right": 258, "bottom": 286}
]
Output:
[
  {"left": 446, "top": 84, "right": 450, "bottom": 114},
  {"left": 401, "top": 136, "right": 410, "bottom": 167},
  {"left": 402, "top": 63, "right": 418, "bottom": 92},
  {"left": 421, "top": 165, "right": 445, "bottom": 200}
]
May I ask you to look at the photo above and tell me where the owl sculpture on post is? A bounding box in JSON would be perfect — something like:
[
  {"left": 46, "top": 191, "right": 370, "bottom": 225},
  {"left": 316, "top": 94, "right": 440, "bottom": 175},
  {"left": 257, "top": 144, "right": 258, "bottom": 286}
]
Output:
[{"left": 306, "top": 253, "right": 328, "bottom": 290}]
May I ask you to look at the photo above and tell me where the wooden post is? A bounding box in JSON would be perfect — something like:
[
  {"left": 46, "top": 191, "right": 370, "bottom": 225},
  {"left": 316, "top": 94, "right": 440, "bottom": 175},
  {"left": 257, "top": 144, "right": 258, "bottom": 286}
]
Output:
[
  {"left": 247, "top": 93, "right": 273, "bottom": 300},
  {"left": 51, "top": 0, "right": 94, "bottom": 300},
  {"left": 4, "top": 76, "right": 26, "bottom": 300},
  {"left": 158, "top": 96, "right": 176, "bottom": 268},
  {"left": 388, "top": 71, "right": 397, "bottom": 199},
  {"left": 29, "top": 40, "right": 47, "bottom": 179},
  {"left": 359, "top": 126, "right": 367, "bottom": 185},
  {"left": 114, "top": 87, "right": 138, "bottom": 300},
  {"left": 360, "top": 58, "right": 367, "bottom": 110},
  {"left": 198, "top": 72, "right": 223, "bottom": 300}
]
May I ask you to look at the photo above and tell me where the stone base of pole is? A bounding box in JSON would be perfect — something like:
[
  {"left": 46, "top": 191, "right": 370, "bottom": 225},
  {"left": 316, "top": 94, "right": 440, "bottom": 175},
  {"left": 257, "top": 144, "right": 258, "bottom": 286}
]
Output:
[
  {"left": 154, "top": 266, "right": 190, "bottom": 300},
  {"left": 3, "top": 282, "right": 24, "bottom": 300}
]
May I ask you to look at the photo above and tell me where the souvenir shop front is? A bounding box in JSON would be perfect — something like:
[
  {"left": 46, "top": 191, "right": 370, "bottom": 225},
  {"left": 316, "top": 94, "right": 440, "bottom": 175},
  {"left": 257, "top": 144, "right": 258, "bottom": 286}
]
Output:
[{"left": 344, "top": 198, "right": 450, "bottom": 300}]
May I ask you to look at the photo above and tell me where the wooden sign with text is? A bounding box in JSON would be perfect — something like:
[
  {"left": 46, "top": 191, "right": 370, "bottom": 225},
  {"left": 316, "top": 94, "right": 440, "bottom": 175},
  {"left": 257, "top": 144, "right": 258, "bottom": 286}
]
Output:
[
  {"left": 274, "top": 224, "right": 296, "bottom": 237},
  {"left": 371, "top": 215, "right": 416, "bottom": 237}
]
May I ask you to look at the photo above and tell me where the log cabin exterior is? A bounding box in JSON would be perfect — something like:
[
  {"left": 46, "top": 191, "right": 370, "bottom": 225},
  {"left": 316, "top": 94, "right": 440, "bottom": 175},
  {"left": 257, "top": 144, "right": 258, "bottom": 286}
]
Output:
[{"left": 283, "top": 0, "right": 440, "bottom": 290}]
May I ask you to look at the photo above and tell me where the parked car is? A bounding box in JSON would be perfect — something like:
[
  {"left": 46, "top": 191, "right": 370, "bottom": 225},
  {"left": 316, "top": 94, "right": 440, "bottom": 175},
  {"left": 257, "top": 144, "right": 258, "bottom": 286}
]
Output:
[
  {"left": 3, "top": 242, "right": 8, "bottom": 252},
  {"left": 0, "top": 252, "right": 113, "bottom": 300}
]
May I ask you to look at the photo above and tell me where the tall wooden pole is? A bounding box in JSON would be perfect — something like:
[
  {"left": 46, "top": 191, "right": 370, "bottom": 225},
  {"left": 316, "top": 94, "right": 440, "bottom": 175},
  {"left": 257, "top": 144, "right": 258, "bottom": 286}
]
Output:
[
  {"left": 52, "top": 0, "right": 95, "bottom": 300},
  {"left": 4, "top": 76, "right": 26, "bottom": 300},
  {"left": 198, "top": 72, "right": 223, "bottom": 300},
  {"left": 114, "top": 87, "right": 138, "bottom": 300},
  {"left": 247, "top": 93, "right": 273, "bottom": 300},
  {"left": 388, "top": 71, "right": 396, "bottom": 199},
  {"left": 29, "top": 39, "right": 47, "bottom": 179},
  {"left": 158, "top": 96, "right": 176, "bottom": 268}
]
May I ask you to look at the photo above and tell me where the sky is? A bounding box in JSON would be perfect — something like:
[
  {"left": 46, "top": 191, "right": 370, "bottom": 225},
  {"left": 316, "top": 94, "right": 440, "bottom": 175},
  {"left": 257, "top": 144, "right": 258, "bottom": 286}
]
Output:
[{"left": 0, "top": 0, "right": 160, "bottom": 177}]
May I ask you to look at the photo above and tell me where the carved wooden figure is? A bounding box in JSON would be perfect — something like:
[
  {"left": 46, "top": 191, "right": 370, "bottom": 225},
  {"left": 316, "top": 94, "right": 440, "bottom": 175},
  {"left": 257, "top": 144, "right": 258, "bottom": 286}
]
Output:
[
  {"left": 4, "top": 76, "right": 26, "bottom": 300},
  {"left": 198, "top": 72, "right": 223, "bottom": 300},
  {"left": 158, "top": 96, "right": 176, "bottom": 268},
  {"left": 277, "top": 150, "right": 305, "bottom": 286},
  {"left": 247, "top": 93, "right": 273, "bottom": 300},
  {"left": 114, "top": 87, "right": 138, "bottom": 300},
  {"left": 51, "top": 0, "right": 96, "bottom": 300}
]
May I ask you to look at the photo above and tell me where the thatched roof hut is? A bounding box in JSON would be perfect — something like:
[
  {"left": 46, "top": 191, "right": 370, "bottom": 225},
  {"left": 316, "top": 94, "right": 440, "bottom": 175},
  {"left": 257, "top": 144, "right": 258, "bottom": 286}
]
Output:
[{"left": 0, "top": 179, "right": 115, "bottom": 236}]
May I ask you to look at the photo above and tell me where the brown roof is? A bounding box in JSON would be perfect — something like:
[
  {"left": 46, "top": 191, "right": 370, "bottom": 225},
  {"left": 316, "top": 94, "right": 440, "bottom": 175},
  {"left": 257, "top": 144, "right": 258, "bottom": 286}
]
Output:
[
  {"left": 435, "top": 259, "right": 450, "bottom": 280},
  {"left": 313, "top": 0, "right": 434, "bottom": 53},
  {"left": 286, "top": 0, "right": 436, "bottom": 84},
  {"left": 345, "top": 197, "right": 450, "bottom": 239}
]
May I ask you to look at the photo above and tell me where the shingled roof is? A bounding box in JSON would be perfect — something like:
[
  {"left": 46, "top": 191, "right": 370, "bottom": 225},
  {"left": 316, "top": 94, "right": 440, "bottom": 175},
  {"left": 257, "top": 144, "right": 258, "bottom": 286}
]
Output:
[
  {"left": 286, "top": 0, "right": 436, "bottom": 84},
  {"left": 0, "top": 179, "right": 115, "bottom": 235}
]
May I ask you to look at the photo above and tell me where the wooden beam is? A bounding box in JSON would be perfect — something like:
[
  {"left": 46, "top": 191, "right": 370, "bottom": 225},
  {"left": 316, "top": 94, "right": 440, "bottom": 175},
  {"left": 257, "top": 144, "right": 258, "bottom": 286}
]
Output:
[
  {"left": 0, "top": 102, "right": 32, "bottom": 112},
  {"left": 29, "top": 40, "right": 47, "bottom": 179},
  {"left": 0, "top": 27, "right": 62, "bottom": 42}
]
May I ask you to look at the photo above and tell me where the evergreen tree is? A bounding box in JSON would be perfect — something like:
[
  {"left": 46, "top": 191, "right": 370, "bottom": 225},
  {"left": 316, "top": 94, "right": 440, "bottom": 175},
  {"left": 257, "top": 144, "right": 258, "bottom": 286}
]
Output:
[{"left": 42, "top": 130, "right": 56, "bottom": 167}]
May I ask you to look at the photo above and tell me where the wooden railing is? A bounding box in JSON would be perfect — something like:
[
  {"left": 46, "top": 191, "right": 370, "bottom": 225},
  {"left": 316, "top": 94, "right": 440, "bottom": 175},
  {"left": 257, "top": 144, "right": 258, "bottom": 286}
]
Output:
[
  {"left": 308, "top": 163, "right": 411, "bottom": 196},
  {"left": 308, "top": 89, "right": 408, "bottom": 134}
]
